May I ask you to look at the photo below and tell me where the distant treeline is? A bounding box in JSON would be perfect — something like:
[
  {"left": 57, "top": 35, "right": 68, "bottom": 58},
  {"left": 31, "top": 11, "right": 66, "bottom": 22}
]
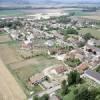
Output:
[
  {"left": 82, "top": 7, "right": 97, "bottom": 12},
  {"left": 0, "top": 6, "right": 99, "bottom": 11}
]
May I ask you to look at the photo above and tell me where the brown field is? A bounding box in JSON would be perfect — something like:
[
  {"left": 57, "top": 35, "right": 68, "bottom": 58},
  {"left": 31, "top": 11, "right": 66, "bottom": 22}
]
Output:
[
  {"left": 80, "top": 16, "right": 100, "bottom": 20},
  {"left": 0, "top": 44, "right": 22, "bottom": 65},
  {"left": 0, "top": 58, "right": 26, "bottom": 100},
  {"left": 0, "top": 34, "right": 11, "bottom": 43},
  {"left": 9, "top": 57, "right": 39, "bottom": 70}
]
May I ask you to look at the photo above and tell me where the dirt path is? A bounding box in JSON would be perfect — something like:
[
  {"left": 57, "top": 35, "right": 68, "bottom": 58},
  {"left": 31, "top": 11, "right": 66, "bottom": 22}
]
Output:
[{"left": 0, "top": 58, "right": 26, "bottom": 100}]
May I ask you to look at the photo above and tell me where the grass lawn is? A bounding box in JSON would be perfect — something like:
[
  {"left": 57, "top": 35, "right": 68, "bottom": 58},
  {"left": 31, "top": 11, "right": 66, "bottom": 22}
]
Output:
[
  {"left": 79, "top": 28, "right": 100, "bottom": 39},
  {"left": 0, "top": 32, "right": 6, "bottom": 35},
  {"left": 33, "top": 85, "right": 43, "bottom": 93}
]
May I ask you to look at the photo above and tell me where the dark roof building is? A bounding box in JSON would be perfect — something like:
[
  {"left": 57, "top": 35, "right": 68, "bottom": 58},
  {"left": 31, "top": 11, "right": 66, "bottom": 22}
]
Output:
[{"left": 84, "top": 69, "right": 100, "bottom": 84}]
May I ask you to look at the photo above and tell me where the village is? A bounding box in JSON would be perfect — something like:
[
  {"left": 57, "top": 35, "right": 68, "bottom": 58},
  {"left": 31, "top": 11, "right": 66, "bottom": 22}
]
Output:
[{"left": 0, "top": 12, "right": 100, "bottom": 100}]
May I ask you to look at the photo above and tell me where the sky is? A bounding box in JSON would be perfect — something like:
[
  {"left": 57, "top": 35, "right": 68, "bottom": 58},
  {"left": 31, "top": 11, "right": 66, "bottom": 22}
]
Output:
[{"left": 0, "top": 0, "right": 100, "bottom": 4}]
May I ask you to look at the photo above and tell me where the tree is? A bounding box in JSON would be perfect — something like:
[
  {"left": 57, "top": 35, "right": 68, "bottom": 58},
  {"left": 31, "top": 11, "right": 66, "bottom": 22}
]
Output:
[
  {"left": 57, "top": 16, "right": 71, "bottom": 24},
  {"left": 64, "top": 27, "right": 78, "bottom": 36},
  {"left": 75, "top": 72, "right": 81, "bottom": 84},
  {"left": 41, "top": 94, "right": 49, "bottom": 100},
  {"left": 61, "top": 80, "right": 68, "bottom": 95},
  {"left": 74, "top": 87, "right": 91, "bottom": 100},
  {"left": 33, "top": 95, "right": 39, "bottom": 100},
  {"left": 68, "top": 71, "right": 81, "bottom": 85},
  {"left": 65, "top": 58, "right": 81, "bottom": 68},
  {"left": 83, "top": 33, "right": 92, "bottom": 41},
  {"left": 61, "top": 80, "right": 66, "bottom": 88},
  {"left": 95, "top": 95, "right": 100, "bottom": 100},
  {"left": 74, "top": 86, "right": 99, "bottom": 100},
  {"left": 73, "top": 88, "right": 78, "bottom": 95},
  {"left": 96, "top": 65, "right": 100, "bottom": 73},
  {"left": 69, "top": 12, "right": 75, "bottom": 16},
  {"left": 68, "top": 71, "right": 73, "bottom": 85}
]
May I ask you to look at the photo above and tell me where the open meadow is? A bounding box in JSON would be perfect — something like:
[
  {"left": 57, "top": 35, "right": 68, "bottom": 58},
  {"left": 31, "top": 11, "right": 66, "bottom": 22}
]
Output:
[{"left": 79, "top": 28, "right": 100, "bottom": 39}]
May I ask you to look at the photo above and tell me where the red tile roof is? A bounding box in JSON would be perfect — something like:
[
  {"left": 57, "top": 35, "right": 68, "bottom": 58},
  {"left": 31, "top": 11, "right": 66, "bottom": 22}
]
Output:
[{"left": 55, "top": 66, "right": 67, "bottom": 74}]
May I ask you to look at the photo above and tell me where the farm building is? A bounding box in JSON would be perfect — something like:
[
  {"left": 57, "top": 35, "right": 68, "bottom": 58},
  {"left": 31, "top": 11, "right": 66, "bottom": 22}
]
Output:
[
  {"left": 29, "top": 73, "right": 47, "bottom": 85},
  {"left": 84, "top": 44, "right": 100, "bottom": 55},
  {"left": 87, "top": 39, "right": 100, "bottom": 46},
  {"left": 76, "top": 62, "right": 89, "bottom": 73}
]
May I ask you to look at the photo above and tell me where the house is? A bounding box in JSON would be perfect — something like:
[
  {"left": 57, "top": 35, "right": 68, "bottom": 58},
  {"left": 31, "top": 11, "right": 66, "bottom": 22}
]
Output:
[
  {"left": 54, "top": 66, "right": 68, "bottom": 74},
  {"left": 21, "top": 40, "right": 32, "bottom": 49},
  {"left": 84, "top": 69, "right": 100, "bottom": 84},
  {"left": 87, "top": 39, "right": 100, "bottom": 46},
  {"left": 26, "top": 32, "right": 34, "bottom": 41},
  {"left": 78, "top": 36, "right": 85, "bottom": 43},
  {"left": 10, "top": 32, "right": 18, "bottom": 40},
  {"left": 42, "top": 81, "right": 58, "bottom": 89},
  {"left": 55, "top": 54, "right": 66, "bottom": 61},
  {"left": 29, "top": 73, "right": 47, "bottom": 85},
  {"left": 84, "top": 44, "right": 100, "bottom": 55},
  {"left": 76, "top": 62, "right": 89, "bottom": 73},
  {"left": 45, "top": 40, "right": 54, "bottom": 47},
  {"left": 48, "top": 66, "right": 68, "bottom": 76},
  {"left": 69, "top": 49, "right": 85, "bottom": 61},
  {"left": 0, "top": 28, "right": 5, "bottom": 32},
  {"left": 43, "top": 65, "right": 68, "bottom": 82}
]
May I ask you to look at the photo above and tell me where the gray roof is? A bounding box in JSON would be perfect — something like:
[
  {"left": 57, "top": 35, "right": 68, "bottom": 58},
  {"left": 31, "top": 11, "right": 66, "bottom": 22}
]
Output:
[
  {"left": 85, "top": 69, "right": 100, "bottom": 81},
  {"left": 91, "top": 39, "right": 100, "bottom": 46}
]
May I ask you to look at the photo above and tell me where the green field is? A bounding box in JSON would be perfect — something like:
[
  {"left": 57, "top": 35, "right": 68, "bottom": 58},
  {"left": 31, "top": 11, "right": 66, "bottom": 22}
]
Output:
[
  {"left": 79, "top": 28, "right": 100, "bottom": 39},
  {"left": 15, "top": 56, "right": 61, "bottom": 81},
  {"left": 33, "top": 85, "right": 43, "bottom": 93},
  {"left": 12, "top": 55, "right": 62, "bottom": 96},
  {"left": 0, "top": 10, "right": 27, "bottom": 17},
  {"left": 74, "top": 11, "right": 89, "bottom": 16}
]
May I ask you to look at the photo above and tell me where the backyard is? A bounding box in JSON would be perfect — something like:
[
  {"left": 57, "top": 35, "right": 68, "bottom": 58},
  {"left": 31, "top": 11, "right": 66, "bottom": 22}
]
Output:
[{"left": 79, "top": 28, "right": 100, "bottom": 39}]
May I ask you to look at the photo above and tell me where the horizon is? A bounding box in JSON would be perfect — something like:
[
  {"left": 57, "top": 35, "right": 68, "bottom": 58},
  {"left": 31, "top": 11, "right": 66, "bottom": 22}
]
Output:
[{"left": 0, "top": 0, "right": 100, "bottom": 4}]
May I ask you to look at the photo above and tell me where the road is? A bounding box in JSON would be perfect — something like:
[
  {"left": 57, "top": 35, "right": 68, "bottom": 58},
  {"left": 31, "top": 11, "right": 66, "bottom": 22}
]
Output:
[
  {"left": 28, "top": 85, "right": 61, "bottom": 100},
  {"left": 37, "top": 85, "right": 61, "bottom": 97}
]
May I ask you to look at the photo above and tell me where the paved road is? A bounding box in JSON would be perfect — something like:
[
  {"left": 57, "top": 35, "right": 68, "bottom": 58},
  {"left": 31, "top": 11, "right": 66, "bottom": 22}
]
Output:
[
  {"left": 28, "top": 85, "right": 61, "bottom": 100},
  {"left": 38, "top": 85, "right": 61, "bottom": 97}
]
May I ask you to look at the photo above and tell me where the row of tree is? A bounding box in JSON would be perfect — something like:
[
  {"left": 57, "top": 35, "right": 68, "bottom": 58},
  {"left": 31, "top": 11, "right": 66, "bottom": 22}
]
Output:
[
  {"left": 61, "top": 71, "right": 81, "bottom": 96},
  {"left": 74, "top": 86, "right": 100, "bottom": 100},
  {"left": 0, "top": 20, "right": 23, "bottom": 29},
  {"left": 57, "top": 16, "right": 71, "bottom": 24},
  {"left": 61, "top": 70, "right": 100, "bottom": 100}
]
